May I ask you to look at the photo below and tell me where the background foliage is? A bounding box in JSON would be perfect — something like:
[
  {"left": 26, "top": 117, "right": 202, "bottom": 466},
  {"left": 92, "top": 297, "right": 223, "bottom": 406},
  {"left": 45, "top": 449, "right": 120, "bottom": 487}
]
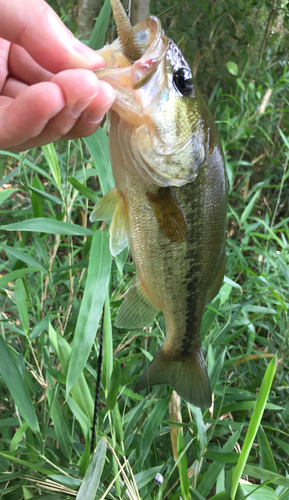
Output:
[{"left": 0, "top": 0, "right": 289, "bottom": 499}]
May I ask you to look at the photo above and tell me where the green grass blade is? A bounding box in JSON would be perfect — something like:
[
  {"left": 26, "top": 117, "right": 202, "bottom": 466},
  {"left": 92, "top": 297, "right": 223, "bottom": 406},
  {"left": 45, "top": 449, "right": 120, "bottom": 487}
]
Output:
[
  {"left": 177, "top": 430, "right": 190, "bottom": 500},
  {"left": 30, "top": 175, "right": 44, "bottom": 217},
  {"left": 42, "top": 143, "right": 61, "bottom": 189},
  {"left": 240, "top": 189, "right": 261, "bottom": 225},
  {"left": 0, "top": 218, "right": 93, "bottom": 236},
  {"left": 0, "top": 336, "right": 40, "bottom": 435},
  {"left": 141, "top": 396, "right": 169, "bottom": 465},
  {"left": 88, "top": 0, "right": 111, "bottom": 50},
  {"left": 84, "top": 128, "right": 115, "bottom": 196},
  {"left": 257, "top": 425, "right": 277, "bottom": 474},
  {"left": 106, "top": 361, "right": 121, "bottom": 410},
  {"left": 67, "top": 230, "right": 111, "bottom": 394},
  {"left": 197, "top": 430, "right": 241, "bottom": 498},
  {"left": 0, "top": 188, "right": 18, "bottom": 205},
  {"left": 47, "top": 387, "right": 72, "bottom": 461},
  {"left": 28, "top": 185, "right": 63, "bottom": 206},
  {"left": 15, "top": 279, "right": 29, "bottom": 335},
  {"left": 243, "top": 465, "right": 289, "bottom": 488},
  {"left": 231, "top": 355, "right": 276, "bottom": 500},
  {"left": 101, "top": 292, "right": 113, "bottom": 393},
  {"left": 49, "top": 324, "right": 94, "bottom": 422},
  {"left": 1, "top": 243, "right": 47, "bottom": 270},
  {"left": 76, "top": 438, "right": 107, "bottom": 499},
  {"left": 0, "top": 268, "right": 42, "bottom": 289},
  {"left": 68, "top": 176, "right": 99, "bottom": 204}
]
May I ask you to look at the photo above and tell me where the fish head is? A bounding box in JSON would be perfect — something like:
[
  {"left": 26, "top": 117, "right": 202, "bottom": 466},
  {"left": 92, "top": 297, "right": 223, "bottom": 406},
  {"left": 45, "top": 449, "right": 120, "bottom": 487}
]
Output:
[{"left": 96, "top": 15, "right": 221, "bottom": 187}]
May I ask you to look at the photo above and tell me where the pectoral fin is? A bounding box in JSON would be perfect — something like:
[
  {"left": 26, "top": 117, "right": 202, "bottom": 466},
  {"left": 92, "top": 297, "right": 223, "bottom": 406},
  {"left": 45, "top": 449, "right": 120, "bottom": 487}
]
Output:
[
  {"left": 134, "top": 345, "right": 212, "bottom": 408},
  {"left": 110, "top": 195, "right": 130, "bottom": 257},
  {"left": 146, "top": 187, "right": 187, "bottom": 242},
  {"left": 90, "top": 187, "right": 119, "bottom": 222},
  {"left": 115, "top": 279, "right": 158, "bottom": 329}
]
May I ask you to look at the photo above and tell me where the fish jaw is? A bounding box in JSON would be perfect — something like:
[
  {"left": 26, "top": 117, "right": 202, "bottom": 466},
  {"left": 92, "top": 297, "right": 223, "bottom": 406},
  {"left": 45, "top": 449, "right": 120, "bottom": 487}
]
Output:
[{"left": 96, "top": 15, "right": 209, "bottom": 187}]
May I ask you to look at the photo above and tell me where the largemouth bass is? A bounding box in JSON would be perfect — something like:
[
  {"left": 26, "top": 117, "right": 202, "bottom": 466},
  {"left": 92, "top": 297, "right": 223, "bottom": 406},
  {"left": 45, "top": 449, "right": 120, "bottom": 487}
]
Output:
[{"left": 90, "top": 0, "right": 227, "bottom": 407}]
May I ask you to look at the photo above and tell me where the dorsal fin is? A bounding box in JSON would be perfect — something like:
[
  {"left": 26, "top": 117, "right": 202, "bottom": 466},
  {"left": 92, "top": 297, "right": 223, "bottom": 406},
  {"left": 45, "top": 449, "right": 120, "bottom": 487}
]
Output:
[{"left": 115, "top": 278, "right": 158, "bottom": 328}]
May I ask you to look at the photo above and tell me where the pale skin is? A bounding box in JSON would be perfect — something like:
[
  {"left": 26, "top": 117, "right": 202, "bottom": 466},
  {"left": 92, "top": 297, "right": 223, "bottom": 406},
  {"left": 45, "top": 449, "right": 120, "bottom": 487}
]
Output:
[{"left": 0, "top": 0, "right": 116, "bottom": 152}]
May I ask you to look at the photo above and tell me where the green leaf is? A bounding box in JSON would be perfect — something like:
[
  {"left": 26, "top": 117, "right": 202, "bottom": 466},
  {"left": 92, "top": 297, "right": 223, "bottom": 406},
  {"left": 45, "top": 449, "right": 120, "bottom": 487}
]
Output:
[
  {"left": 141, "top": 396, "right": 169, "bottom": 464},
  {"left": 0, "top": 268, "right": 42, "bottom": 289},
  {"left": 67, "top": 230, "right": 111, "bottom": 394},
  {"left": 28, "top": 185, "right": 62, "bottom": 206},
  {"left": 88, "top": 0, "right": 111, "bottom": 50},
  {"left": 106, "top": 361, "right": 121, "bottom": 410},
  {"left": 177, "top": 430, "right": 190, "bottom": 500},
  {"left": 101, "top": 292, "right": 113, "bottom": 393},
  {"left": 1, "top": 243, "right": 47, "bottom": 270},
  {"left": 197, "top": 430, "right": 241, "bottom": 498},
  {"left": 237, "top": 78, "right": 245, "bottom": 91},
  {"left": 9, "top": 423, "right": 28, "bottom": 452},
  {"left": 237, "top": 483, "right": 278, "bottom": 500},
  {"left": 0, "top": 188, "right": 18, "bottom": 206},
  {"left": 243, "top": 465, "right": 289, "bottom": 488},
  {"left": 68, "top": 176, "right": 99, "bottom": 204},
  {"left": 76, "top": 438, "right": 106, "bottom": 499},
  {"left": 257, "top": 425, "right": 277, "bottom": 474},
  {"left": 49, "top": 324, "right": 94, "bottom": 422},
  {"left": 84, "top": 128, "right": 115, "bottom": 195},
  {"left": 0, "top": 218, "right": 93, "bottom": 236},
  {"left": 15, "top": 279, "right": 29, "bottom": 335},
  {"left": 134, "top": 466, "right": 164, "bottom": 490},
  {"left": 30, "top": 176, "right": 44, "bottom": 217},
  {"left": 226, "top": 61, "right": 238, "bottom": 76},
  {"left": 47, "top": 387, "right": 72, "bottom": 461},
  {"left": 240, "top": 189, "right": 261, "bottom": 225},
  {"left": 0, "top": 336, "right": 40, "bottom": 435},
  {"left": 42, "top": 143, "right": 61, "bottom": 189},
  {"left": 231, "top": 356, "right": 276, "bottom": 500},
  {"left": 189, "top": 405, "right": 207, "bottom": 450}
]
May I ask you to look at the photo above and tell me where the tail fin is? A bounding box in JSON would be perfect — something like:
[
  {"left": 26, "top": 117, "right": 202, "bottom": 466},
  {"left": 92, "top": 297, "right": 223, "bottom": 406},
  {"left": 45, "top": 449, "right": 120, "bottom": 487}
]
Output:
[{"left": 134, "top": 346, "right": 212, "bottom": 408}]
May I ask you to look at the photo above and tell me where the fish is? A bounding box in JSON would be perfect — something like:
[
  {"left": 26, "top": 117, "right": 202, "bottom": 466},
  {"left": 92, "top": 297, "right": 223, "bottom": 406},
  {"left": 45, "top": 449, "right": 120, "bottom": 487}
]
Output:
[{"left": 90, "top": 0, "right": 227, "bottom": 408}]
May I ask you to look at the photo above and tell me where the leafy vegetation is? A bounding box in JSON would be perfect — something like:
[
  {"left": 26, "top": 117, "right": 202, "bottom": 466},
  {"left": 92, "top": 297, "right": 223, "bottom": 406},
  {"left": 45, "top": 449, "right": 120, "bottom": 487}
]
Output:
[{"left": 0, "top": 0, "right": 289, "bottom": 499}]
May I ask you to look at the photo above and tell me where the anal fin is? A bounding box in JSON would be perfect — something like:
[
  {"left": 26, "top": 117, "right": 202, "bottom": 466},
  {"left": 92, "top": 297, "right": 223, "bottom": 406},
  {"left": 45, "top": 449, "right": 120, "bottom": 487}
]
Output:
[
  {"left": 115, "top": 279, "right": 158, "bottom": 329},
  {"left": 146, "top": 187, "right": 187, "bottom": 242},
  {"left": 134, "top": 345, "right": 212, "bottom": 408}
]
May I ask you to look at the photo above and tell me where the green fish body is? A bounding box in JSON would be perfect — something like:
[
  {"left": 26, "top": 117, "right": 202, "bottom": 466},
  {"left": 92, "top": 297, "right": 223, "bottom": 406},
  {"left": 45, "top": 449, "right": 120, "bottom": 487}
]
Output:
[{"left": 91, "top": 12, "right": 227, "bottom": 407}]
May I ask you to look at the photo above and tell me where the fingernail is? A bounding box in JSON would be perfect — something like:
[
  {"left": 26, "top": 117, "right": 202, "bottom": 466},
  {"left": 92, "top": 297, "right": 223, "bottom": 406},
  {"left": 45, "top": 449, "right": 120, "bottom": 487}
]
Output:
[
  {"left": 71, "top": 95, "right": 97, "bottom": 118},
  {"left": 86, "top": 110, "right": 106, "bottom": 124},
  {"left": 73, "top": 41, "right": 106, "bottom": 69}
]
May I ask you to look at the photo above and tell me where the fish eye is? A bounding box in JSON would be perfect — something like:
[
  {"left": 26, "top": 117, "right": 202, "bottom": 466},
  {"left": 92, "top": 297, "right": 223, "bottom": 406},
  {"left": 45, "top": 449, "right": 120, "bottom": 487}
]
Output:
[{"left": 173, "top": 67, "right": 194, "bottom": 96}]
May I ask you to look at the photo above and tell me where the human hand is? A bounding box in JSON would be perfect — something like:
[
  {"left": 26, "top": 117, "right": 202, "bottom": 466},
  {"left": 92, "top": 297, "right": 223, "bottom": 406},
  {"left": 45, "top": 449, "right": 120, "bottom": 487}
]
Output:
[{"left": 0, "top": 0, "right": 115, "bottom": 152}]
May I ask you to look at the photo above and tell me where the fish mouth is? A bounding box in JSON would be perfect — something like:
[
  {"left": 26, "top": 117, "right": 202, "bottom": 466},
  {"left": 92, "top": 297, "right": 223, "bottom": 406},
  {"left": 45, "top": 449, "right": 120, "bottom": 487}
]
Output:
[{"left": 95, "top": 16, "right": 168, "bottom": 122}]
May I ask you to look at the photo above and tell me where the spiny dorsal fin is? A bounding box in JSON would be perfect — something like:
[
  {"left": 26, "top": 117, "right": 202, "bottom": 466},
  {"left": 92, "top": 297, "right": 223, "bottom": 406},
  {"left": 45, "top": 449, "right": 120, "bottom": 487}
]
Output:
[
  {"left": 146, "top": 187, "right": 187, "bottom": 242},
  {"left": 115, "top": 278, "right": 158, "bottom": 328},
  {"left": 90, "top": 187, "right": 119, "bottom": 222},
  {"left": 110, "top": 195, "right": 130, "bottom": 256}
]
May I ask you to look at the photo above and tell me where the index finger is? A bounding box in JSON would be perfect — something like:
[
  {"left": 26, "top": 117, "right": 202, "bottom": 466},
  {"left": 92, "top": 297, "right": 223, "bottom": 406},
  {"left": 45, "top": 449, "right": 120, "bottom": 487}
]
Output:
[{"left": 0, "top": 0, "right": 105, "bottom": 73}]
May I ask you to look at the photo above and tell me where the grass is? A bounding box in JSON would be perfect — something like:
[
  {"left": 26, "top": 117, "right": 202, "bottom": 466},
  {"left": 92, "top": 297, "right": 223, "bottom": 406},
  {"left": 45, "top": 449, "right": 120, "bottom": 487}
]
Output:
[{"left": 0, "top": 0, "right": 289, "bottom": 498}]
